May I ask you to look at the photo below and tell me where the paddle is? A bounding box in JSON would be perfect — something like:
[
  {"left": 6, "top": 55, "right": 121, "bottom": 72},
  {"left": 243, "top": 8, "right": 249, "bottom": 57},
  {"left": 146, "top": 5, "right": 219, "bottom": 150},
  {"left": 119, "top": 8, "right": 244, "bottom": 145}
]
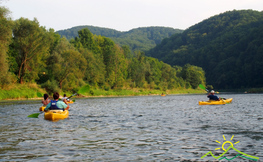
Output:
[
  {"left": 59, "top": 93, "right": 77, "bottom": 101},
  {"left": 199, "top": 84, "right": 228, "bottom": 104},
  {"left": 28, "top": 113, "right": 42, "bottom": 118},
  {"left": 67, "top": 93, "right": 77, "bottom": 99},
  {"left": 199, "top": 84, "right": 219, "bottom": 93},
  {"left": 199, "top": 84, "right": 208, "bottom": 92},
  {"left": 37, "top": 92, "right": 42, "bottom": 97},
  {"left": 28, "top": 84, "right": 90, "bottom": 118},
  {"left": 62, "top": 85, "right": 90, "bottom": 100}
]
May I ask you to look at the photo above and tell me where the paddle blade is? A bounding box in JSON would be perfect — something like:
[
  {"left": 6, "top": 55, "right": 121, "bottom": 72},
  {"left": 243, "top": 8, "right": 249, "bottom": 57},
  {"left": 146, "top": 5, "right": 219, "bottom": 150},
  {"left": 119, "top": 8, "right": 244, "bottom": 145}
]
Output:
[
  {"left": 28, "top": 113, "right": 40, "bottom": 118},
  {"left": 78, "top": 85, "right": 90, "bottom": 94},
  {"left": 199, "top": 84, "right": 206, "bottom": 90},
  {"left": 37, "top": 92, "right": 42, "bottom": 97}
]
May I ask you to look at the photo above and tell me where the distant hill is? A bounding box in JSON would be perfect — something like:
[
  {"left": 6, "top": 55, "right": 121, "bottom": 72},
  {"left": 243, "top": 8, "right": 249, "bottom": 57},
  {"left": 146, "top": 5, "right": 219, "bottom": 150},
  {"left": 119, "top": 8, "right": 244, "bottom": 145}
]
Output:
[
  {"left": 147, "top": 10, "right": 263, "bottom": 89},
  {"left": 57, "top": 26, "right": 183, "bottom": 52}
]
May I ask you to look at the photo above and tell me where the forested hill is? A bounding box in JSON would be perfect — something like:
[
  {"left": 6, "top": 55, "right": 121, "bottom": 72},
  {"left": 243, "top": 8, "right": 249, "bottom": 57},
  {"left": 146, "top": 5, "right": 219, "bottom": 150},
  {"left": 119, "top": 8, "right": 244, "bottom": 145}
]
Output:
[
  {"left": 147, "top": 10, "right": 263, "bottom": 90},
  {"left": 57, "top": 26, "right": 183, "bottom": 52}
]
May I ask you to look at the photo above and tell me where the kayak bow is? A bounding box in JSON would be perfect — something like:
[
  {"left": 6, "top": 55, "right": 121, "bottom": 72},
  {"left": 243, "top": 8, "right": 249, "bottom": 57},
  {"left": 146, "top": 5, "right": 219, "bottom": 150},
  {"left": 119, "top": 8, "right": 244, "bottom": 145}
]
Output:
[{"left": 44, "top": 110, "right": 69, "bottom": 121}]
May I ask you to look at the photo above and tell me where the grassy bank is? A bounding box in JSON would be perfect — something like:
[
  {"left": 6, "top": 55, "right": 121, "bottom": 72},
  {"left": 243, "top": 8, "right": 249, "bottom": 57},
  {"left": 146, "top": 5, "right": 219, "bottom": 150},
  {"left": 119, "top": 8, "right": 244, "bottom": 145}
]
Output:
[
  {"left": 0, "top": 83, "right": 46, "bottom": 100},
  {"left": 0, "top": 83, "right": 205, "bottom": 100}
]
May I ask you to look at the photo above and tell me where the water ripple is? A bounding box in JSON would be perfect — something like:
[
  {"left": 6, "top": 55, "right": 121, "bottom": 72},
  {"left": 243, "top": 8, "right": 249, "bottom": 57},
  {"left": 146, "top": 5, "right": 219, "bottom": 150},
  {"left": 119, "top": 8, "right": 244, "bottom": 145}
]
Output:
[{"left": 0, "top": 94, "right": 262, "bottom": 161}]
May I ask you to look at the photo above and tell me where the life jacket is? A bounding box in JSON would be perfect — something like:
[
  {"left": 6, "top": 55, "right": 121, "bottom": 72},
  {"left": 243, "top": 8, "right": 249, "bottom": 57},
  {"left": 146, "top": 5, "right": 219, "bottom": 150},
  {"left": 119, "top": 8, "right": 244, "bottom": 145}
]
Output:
[
  {"left": 49, "top": 100, "right": 64, "bottom": 110},
  {"left": 208, "top": 94, "right": 219, "bottom": 101}
]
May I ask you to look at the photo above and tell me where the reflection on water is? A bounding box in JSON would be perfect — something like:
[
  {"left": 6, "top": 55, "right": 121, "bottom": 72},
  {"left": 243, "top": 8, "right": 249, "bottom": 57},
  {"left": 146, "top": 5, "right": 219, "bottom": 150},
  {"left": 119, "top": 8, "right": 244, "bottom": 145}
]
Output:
[{"left": 0, "top": 94, "right": 262, "bottom": 161}]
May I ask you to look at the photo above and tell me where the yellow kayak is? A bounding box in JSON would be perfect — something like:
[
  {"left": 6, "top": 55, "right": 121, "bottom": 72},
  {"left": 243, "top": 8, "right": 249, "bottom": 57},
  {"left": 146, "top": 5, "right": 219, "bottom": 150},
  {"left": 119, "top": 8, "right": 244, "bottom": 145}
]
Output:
[
  {"left": 39, "top": 106, "right": 46, "bottom": 111},
  {"left": 67, "top": 100, "right": 74, "bottom": 104},
  {"left": 44, "top": 110, "right": 69, "bottom": 121},
  {"left": 199, "top": 98, "right": 233, "bottom": 105}
]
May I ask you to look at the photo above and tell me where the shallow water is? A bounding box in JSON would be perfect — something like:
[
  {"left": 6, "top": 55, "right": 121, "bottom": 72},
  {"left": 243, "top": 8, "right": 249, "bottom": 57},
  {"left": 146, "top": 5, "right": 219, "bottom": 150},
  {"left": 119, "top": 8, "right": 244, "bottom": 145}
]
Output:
[{"left": 0, "top": 94, "right": 262, "bottom": 161}]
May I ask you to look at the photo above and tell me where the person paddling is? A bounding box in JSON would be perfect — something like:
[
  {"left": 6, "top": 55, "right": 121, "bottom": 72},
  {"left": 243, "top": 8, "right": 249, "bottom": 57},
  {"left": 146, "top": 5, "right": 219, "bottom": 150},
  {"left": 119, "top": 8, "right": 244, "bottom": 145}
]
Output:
[
  {"left": 41, "top": 93, "right": 50, "bottom": 106},
  {"left": 207, "top": 90, "right": 220, "bottom": 101},
  {"left": 61, "top": 94, "right": 72, "bottom": 102},
  {"left": 44, "top": 92, "right": 69, "bottom": 112}
]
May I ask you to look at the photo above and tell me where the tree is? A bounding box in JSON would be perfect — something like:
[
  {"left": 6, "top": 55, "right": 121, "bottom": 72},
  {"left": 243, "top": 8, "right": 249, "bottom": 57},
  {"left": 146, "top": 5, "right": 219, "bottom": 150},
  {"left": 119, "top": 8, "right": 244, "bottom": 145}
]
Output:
[
  {"left": 127, "top": 51, "right": 148, "bottom": 87},
  {"left": 0, "top": 6, "right": 14, "bottom": 87},
  {"left": 101, "top": 37, "right": 117, "bottom": 87},
  {"left": 78, "top": 28, "right": 95, "bottom": 52},
  {"left": 145, "top": 57, "right": 162, "bottom": 85},
  {"left": 181, "top": 64, "right": 206, "bottom": 89},
  {"left": 78, "top": 47, "right": 105, "bottom": 86},
  {"left": 112, "top": 45, "right": 128, "bottom": 87},
  {"left": 12, "top": 18, "right": 51, "bottom": 84},
  {"left": 37, "top": 28, "right": 61, "bottom": 84},
  {"left": 47, "top": 37, "right": 87, "bottom": 90},
  {"left": 147, "top": 10, "right": 263, "bottom": 89}
]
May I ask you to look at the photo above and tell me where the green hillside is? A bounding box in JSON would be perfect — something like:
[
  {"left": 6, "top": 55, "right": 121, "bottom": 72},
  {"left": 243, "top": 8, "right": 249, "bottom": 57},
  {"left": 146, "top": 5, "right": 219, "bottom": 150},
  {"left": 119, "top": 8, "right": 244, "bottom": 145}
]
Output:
[
  {"left": 57, "top": 26, "right": 183, "bottom": 52},
  {"left": 147, "top": 10, "right": 263, "bottom": 89},
  {"left": 0, "top": 3, "right": 205, "bottom": 99}
]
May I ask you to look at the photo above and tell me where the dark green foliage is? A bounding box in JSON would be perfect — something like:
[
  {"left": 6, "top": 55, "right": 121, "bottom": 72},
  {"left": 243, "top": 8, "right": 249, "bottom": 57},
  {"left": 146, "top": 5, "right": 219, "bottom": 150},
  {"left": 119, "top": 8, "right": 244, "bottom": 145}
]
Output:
[
  {"left": 57, "top": 26, "right": 183, "bottom": 52},
  {"left": 11, "top": 18, "right": 52, "bottom": 84},
  {"left": 78, "top": 84, "right": 90, "bottom": 94},
  {"left": 0, "top": 7, "right": 14, "bottom": 87},
  {"left": 181, "top": 64, "right": 206, "bottom": 89},
  {"left": 2, "top": 10, "right": 205, "bottom": 94},
  {"left": 57, "top": 25, "right": 122, "bottom": 39},
  {"left": 78, "top": 28, "right": 95, "bottom": 51},
  {"left": 41, "top": 80, "right": 60, "bottom": 94},
  {"left": 148, "top": 10, "right": 263, "bottom": 89}
]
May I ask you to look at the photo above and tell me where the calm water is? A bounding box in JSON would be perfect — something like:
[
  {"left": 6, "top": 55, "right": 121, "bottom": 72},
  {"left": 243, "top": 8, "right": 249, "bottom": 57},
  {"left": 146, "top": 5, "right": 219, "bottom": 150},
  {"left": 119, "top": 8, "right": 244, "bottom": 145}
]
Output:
[{"left": 0, "top": 94, "right": 262, "bottom": 161}]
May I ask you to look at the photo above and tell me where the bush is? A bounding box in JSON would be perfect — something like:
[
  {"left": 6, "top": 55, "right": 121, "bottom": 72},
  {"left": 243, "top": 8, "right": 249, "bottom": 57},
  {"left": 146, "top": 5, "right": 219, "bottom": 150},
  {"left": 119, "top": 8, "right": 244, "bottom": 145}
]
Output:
[
  {"left": 104, "top": 85, "right": 110, "bottom": 91},
  {"left": 90, "top": 90, "right": 94, "bottom": 95},
  {"left": 185, "top": 82, "right": 192, "bottom": 89},
  {"left": 41, "top": 80, "right": 60, "bottom": 94},
  {"left": 0, "top": 83, "right": 44, "bottom": 100}
]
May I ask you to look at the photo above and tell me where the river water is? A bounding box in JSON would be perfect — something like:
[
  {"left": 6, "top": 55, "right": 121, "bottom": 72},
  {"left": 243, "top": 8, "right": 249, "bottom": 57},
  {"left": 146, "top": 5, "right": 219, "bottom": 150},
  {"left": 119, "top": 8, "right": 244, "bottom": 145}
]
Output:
[{"left": 0, "top": 94, "right": 262, "bottom": 161}]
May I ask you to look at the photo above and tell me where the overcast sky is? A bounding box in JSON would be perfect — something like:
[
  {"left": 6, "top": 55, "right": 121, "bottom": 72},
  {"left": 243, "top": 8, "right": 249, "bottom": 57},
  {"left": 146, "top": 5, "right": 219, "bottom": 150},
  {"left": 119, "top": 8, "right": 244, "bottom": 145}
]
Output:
[{"left": 2, "top": 0, "right": 263, "bottom": 31}]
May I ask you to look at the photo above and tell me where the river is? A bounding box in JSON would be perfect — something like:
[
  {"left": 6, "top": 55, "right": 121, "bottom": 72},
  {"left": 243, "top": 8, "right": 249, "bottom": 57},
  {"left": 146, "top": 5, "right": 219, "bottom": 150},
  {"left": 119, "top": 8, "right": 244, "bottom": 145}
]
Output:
[{"left": 0, "top": 94, "right": 262, "bottom": 161}]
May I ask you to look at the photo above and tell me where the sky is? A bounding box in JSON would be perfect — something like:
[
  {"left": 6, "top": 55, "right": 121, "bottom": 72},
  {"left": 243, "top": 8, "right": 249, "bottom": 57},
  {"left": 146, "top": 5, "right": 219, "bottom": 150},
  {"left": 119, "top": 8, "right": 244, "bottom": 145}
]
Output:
[{"left": 1, "top": 0, "right": 263, "bottom": 32}]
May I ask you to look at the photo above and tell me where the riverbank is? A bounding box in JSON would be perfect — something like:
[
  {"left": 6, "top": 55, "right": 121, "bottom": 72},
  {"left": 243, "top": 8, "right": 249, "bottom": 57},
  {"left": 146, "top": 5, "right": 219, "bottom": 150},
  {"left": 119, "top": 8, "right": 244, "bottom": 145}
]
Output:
[
  {"left": 0, "top": 83, "right": 46, "bottom": 100},
  {"left": 0, "top": 83, "right": 205, "bottom": 100}
]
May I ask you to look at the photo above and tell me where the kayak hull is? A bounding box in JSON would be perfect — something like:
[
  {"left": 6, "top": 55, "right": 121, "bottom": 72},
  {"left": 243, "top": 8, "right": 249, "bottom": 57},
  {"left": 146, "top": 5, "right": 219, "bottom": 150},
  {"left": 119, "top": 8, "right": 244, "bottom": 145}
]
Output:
[
  {"left": 67, "top": 100, "right": 74, "bottom": 104},
  {"left": 199, "top": 98, "right": 233, "bottom": 105},
  {"left": 44, "top": 110, "right": 69, "bottom": 121},
  {"left": 39, "top": 106, "right": 46, "bottom": 111}
]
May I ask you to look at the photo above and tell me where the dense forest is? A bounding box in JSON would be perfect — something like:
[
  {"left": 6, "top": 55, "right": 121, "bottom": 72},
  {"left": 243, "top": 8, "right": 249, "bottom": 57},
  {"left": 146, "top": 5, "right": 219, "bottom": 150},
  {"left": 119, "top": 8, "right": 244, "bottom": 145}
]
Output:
[
  {"left": 0, "top": 6, "right": 205, "bottom": 95},
  {"left": 147, "top": 10, "right": 263, "bottom": 89},
  {"left": 57, "top": 26, "right": 183, "bottom": 52}
]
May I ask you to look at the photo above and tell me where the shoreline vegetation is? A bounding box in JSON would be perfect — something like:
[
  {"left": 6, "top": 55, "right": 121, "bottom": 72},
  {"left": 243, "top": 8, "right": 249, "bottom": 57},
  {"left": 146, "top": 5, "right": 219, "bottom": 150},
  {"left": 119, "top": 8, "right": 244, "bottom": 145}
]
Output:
[
  {"left": 0, "top": 83, "right": 205, "bottom": 101},
  {"left": 1, "top": 8, "right": 263, "bottom": 103},
  {"left": 1, "top": 83, "right": 261, "bottom": 101},
  {"left": 1, "top": 7, "right": 208, "bottom": 98}
]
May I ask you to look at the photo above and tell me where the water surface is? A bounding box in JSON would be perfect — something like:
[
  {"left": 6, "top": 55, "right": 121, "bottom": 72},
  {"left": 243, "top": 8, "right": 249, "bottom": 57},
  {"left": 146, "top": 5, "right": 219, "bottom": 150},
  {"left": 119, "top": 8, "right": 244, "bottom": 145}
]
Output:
[{"left": 0, "top": 94, "right": 262, "bottom": 161}]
